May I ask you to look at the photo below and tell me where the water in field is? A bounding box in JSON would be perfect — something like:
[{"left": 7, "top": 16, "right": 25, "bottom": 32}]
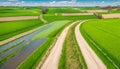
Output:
[
  {"left": 0, "top": 24, "right": 51, "bottom": 58},
  {"left": 0, "top": 42, "right": 25, "bottom": 59},
  {"left": 0, "top": 38, "right": 47, "bottom": 69}
]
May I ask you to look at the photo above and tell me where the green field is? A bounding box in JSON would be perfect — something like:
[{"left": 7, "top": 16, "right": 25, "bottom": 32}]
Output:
[
  {"left": 47, "top": 8, "right": 83, "bottom": 14},
  {"left": 59, "top": 23, "right": 87, "bottom": 69},
  {"left": 0, "top": 19, "right": 43, "bottom": 41},
  {"left": 17, "top": 20, "right": 71, "bottom": 69},
  {"left": 43, "top": 7, "right": 97, "bottom": 22},
  {"left": 0, "top": 7, "right": 41, "bottom": 17},
  {"left": 43, "top": 14, "right": 97, "bottom": 22},
  {"left": 80, "top": 19, "right": 120, "bottom": 69}
]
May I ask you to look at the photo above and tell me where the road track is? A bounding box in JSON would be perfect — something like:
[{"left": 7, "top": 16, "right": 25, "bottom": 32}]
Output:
[{"left": 75, "top": 21, "right": 107, "bottom": 69}]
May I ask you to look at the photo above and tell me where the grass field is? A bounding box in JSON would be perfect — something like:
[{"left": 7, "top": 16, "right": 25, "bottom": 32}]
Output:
[
  {"left": 80, "top": 19, "right": 120, "bottom": 69},
  {"left": 17, "top": 20, "right": 71, "bottom": 69},
  {"left": 47, "top": 8, "right": 83, "bottom": 14},
  {"left": 59, "top": 23, "right": 87, "bottom": 69},
  {"left": 43, "top": 7, "right": 97, "bottom": 22},
  {"left": 0, "top": 19, "right": 43, "bottom": 41},
  {"left": 0, "top": 7, "right": 41, "bottom": 17},
  {"left": 43, "top": 14, "right": 97, "bottom": 22}
]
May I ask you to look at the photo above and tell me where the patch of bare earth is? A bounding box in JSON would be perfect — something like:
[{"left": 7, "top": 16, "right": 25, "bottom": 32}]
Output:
[
  {"left": 101, "top": 13, "right": 120, "bottom": 18},
  {"left": 61, "top": 13, "right": 93, "bottom": 16},
  {"left": 86, "top": 10, "right": 108, "bottom": 13},
  {"left": 0, "top": 16, "right": 38, "bottom": 22}
]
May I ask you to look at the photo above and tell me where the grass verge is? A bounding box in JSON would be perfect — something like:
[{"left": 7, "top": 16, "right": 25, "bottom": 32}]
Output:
[{"left": 59, "top": 23, "right": 87, "bottom": 69}]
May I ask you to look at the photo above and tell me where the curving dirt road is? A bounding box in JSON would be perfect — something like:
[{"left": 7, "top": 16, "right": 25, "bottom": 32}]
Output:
[
  {"left": 37, "top": 21, "right": 79, "bottom": 69},
  {"left": 75, "top": 21, "right": 107, "bottom": 69},
  {"left": 39, "top": 14, "right": 47, "bottom": 23}
]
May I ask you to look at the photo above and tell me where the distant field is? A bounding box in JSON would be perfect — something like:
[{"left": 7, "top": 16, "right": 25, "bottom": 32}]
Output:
[
  {"left": 0, "top": 19, "right": 43, "bottom": 40},
  {"left": 80, "top": 19, "right": 120, "bottom": 69},
  {"left": 47, "top": 8, "right": 83, "bottom": 14},
  {"left": 43, "top": 7, "right": 97, "bottom": 22},
  {"left": 0, "top": 7, "right": 41, "bottom": 17},
  {"left": 43, "top": 14, "right": 97, "bottom": 22}
]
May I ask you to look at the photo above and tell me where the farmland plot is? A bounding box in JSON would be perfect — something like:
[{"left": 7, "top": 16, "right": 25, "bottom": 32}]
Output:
[
  {"left": 80, "top": 19, "right": 120, "bottom": 69},
  {"left": 0, "top": 19, "right": 43, "bottom": 41},
  {"left": 0, "top": 7, "right": 41, "bottom": 17}
]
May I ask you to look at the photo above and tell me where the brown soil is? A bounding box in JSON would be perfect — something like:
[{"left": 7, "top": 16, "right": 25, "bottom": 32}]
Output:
[
  {"left": 0, "top": 16, "right": 38, "bottom": 22},
  {"left": 61, "top": 13, "right": 93, "bottom": 16}
]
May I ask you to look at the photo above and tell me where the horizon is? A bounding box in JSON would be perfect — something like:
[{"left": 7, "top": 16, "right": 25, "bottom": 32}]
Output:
[{"left": 0, "top": 0, "right": 120, "bottom": 7}]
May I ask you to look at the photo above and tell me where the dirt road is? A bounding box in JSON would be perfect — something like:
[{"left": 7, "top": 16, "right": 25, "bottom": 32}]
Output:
[
  {"left": 75, "top": 21, "right": 107, "bottom": 69},
  {"left": 37, "top": 21, "right": 79, "bottom": 69},
  {"left": 0, "top": 16, "right": 38, "bottom": 22},
  {"left": 39, "top": 14, "right": 47, "bottom": 23}
]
